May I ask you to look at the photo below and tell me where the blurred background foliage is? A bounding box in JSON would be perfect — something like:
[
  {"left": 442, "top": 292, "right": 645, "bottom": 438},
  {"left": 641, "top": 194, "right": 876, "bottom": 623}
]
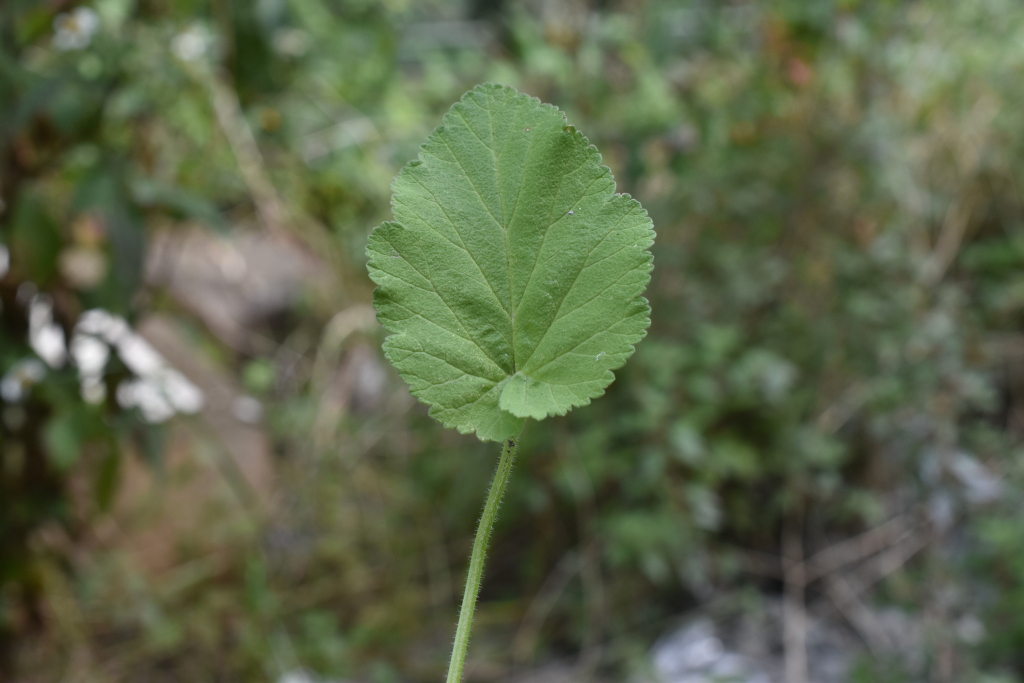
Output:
[{"left": 4, "top": 0, "right": 1024, "bottom": 681}]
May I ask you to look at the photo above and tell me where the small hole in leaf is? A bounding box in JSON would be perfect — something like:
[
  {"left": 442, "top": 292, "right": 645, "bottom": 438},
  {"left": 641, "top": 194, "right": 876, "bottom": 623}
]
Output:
[{"left": 525, "top": 127, "right": 530, "bottom": 132}]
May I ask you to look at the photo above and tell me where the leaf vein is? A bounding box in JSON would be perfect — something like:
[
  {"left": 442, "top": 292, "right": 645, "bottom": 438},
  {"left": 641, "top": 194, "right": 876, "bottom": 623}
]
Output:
[
  {"left": 382, "top": 240, "right": 509, "bottom": 369},
  {"left": 437, "top": 133, "right": 504, "bottom": 230},
  {"left": 400, "top": 349, "right": 497, "bottom": 385},
  {"left": 452, "top": 106, "right": 494, "bottom": 152},
  {"left": 527, "top": 318, "right": 640, "bottom": 376},
  {"left": 520, "top": 207, "right": 640, "bottom": 361},
  {"left": 403, "top": 173, "right": 512, "bottom": 322}
]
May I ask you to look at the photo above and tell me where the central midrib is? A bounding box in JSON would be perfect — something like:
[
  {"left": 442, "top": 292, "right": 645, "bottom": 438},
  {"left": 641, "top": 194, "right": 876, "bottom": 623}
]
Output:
[{"left": 488, "top": 92, "right": 528, "bottom": 376}]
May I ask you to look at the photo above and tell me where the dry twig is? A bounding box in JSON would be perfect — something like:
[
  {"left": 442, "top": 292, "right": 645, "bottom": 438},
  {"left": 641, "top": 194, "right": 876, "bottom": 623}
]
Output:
[{"left": 782, "top": 513, "right": 809, "bottom": 683}]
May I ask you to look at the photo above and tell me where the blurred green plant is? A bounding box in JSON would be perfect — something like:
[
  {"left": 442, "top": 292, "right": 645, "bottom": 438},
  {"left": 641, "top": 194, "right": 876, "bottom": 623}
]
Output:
[{"left": 3, "top": 0, "right": 1024, "bottom": 681}]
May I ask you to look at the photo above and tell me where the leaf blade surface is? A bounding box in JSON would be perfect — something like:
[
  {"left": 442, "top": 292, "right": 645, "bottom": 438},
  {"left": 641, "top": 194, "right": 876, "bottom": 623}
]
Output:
[{"left": 368, "top": 84, "right": 654, "bottom": 441}]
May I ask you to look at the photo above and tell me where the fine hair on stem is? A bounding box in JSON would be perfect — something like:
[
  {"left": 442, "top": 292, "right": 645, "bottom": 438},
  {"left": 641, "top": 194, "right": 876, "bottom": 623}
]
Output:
[{"left": 446, "top": 435, "right": 520, "bottom": 683}]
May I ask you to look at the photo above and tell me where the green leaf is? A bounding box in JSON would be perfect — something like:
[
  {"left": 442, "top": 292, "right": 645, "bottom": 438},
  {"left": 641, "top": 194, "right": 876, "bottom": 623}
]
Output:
[
  {"left": 44, "top": 411, "right": 82, "bottom": 471},
  {"left": 367, "top": 84, "right": 654, "bottom": 442}
]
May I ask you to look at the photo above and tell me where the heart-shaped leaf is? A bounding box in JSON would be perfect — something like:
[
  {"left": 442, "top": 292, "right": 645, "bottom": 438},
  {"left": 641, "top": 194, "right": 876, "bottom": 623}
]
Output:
[{"left": 367, "top": 84, "right": 654, "bottom": 442}]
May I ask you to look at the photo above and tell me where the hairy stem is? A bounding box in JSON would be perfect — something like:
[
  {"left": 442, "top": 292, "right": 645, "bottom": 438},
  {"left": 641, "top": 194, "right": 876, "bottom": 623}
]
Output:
[{"left": 446, "top": 435, "right": 520, "bottom": 683}]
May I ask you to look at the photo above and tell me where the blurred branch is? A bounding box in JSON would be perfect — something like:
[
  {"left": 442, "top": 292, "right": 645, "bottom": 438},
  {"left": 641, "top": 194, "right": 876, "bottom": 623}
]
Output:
[
  {"left": 512, "top": 549, "right": 583, "bottom": 668},
  {"left": 310, "top": 305, "right": 378, "bottom": 451},
  {"left": 782, "top": 511, "right": 808, "bottom": 683},
  {"left": 182, "top": 59, "right": 370, "bottom": 306},
  {"left": 737, "top": 506, "right": 932, "bottom": 662},
  {"left": 919, "top": 192, "right": 980, "bottom": 288},
  {"left": 737, "top": 509, "right": 922, "bottom": 579},
  {"left": 38, "top": 560, "right": 94, "bottom": 683},
  {"left": 206, "top": 70, "right": 289, "bottom": 236},
  {"left": 425, "top": 517, "right": 455, "bottom": 609},
  {"left": 804, "top": 511, "right": 917, "bottom": 582},
  {"left": 814, "top": 383, "right": 871, "bottom": 435},
  {"left": 824, "top": 525, "right": 932, "bottom": 654},
  {"left": 822, "top": 573, "right": 893, "bottom": 655},
  {"left": 558, "top": 434, "right": 607, "bottom": 675},
  {"left": 736, "top": 548, "right": 784, "bottom": 580},
  {"left": 847, "top": 524, "right": 933, "bottom": 593},
  {"left": 300, "top": 75, "right": 382, "bottom": 160}
]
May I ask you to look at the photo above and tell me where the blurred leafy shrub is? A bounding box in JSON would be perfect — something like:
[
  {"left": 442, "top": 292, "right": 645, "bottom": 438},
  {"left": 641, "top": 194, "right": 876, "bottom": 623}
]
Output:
[{"left": 5, "top": 0, "right": 1024, "bottom": 681}]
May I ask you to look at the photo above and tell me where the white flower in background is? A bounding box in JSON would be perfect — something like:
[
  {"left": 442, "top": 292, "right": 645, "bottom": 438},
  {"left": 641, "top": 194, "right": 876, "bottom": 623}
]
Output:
[
  {"left": 277, "top": 672, "right": 340, "bottom": 683},
  {"left": 2, "top": 297, "right": 202, "bottom": 418},
  {"left": 0, "top": 244, "right": 9, "bottom": 279},
  {"left": 272, "top": 28, "right": 310, "bottom": 57},
  {"left": 69, "top": 332, "right": 109, "bottom": 404},
  {"left": 28, "top": 295, "right": 67, "bottom": 368},
  {"left": 650, "top": 618, "right": 768, "bottom": 683},
  {"left": 53, "top": 7, "right": 100, "bottom": 52},
  {"left": 277, "top": 673, "right": 315, "bottom": 683},
  {"left": 949, "top": 451, "right": 1004, "bottom": 504},
  {"left": 172, "top": 24, "right": 211, "bottom": 62},
  {"left": 956, "top": 614, "right": 986, "bottom": 644},
  {"left": 232, "top": 395, "right": 263, "bottom": 424},
  {"left": 0, "top": 358, "right": 47, "bottom": 403},
  {"left": 59, "top": 247, "right": 108, "bottom": 289},
  {"left": 116, "top": 369, "right": 203, "bottom": 423},
  {"left": 72, "top": 309, "right": 204, "bottom": 421}
]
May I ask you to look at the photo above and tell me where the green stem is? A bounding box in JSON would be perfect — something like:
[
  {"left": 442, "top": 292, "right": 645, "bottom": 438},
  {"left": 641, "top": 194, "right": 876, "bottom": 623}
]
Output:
[{"left": 446, "top": 435, "right": 520, "bottom": 683}]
